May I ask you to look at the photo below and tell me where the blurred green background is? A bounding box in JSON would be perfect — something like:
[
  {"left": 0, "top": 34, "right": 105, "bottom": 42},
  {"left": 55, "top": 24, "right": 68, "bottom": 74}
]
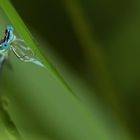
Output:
[{"left": 0, "top": 0, "right": 140, "bottom": 140}]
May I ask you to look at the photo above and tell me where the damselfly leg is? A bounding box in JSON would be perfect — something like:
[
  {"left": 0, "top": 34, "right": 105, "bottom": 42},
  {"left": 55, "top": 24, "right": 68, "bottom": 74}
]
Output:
[{"left": 0, "top": 54, "right": 7, "bottom": 73}]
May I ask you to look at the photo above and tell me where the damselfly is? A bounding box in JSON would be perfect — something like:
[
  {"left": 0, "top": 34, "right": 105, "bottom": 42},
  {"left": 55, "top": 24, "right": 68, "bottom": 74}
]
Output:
[{"left": 0, "top": 25, "right": 44, "bottom": 69}]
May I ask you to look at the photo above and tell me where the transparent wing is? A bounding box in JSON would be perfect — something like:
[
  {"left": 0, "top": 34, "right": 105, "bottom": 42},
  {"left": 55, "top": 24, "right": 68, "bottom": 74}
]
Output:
[{"left": 11, "top": 39, "right": 44, "bottom": 67}]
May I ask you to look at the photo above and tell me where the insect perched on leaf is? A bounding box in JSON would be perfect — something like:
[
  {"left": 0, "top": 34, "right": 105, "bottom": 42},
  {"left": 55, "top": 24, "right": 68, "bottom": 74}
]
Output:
[{"left": 0, "top": 25, "right": 44, "bottom": 70}]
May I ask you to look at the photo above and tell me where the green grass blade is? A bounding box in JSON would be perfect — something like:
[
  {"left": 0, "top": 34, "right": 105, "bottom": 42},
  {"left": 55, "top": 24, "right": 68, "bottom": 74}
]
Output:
[
  {"left": 0, "top": 0, "right": 78, "bottom": 98},
  {"left": 0, "top": 0, "right": 135, "bottom": 140}
]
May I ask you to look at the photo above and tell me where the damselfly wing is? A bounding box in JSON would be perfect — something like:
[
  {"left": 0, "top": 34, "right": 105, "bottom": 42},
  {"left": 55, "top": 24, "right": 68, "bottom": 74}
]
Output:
[{"left": 11, "top": 38, "right": 45, "bottom": 67}]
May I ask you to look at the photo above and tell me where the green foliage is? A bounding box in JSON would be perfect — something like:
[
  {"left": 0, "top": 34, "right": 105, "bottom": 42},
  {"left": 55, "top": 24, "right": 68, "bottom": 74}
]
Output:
[{"left": 0, "top": 0, "right": 139, "bottom": 140}]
